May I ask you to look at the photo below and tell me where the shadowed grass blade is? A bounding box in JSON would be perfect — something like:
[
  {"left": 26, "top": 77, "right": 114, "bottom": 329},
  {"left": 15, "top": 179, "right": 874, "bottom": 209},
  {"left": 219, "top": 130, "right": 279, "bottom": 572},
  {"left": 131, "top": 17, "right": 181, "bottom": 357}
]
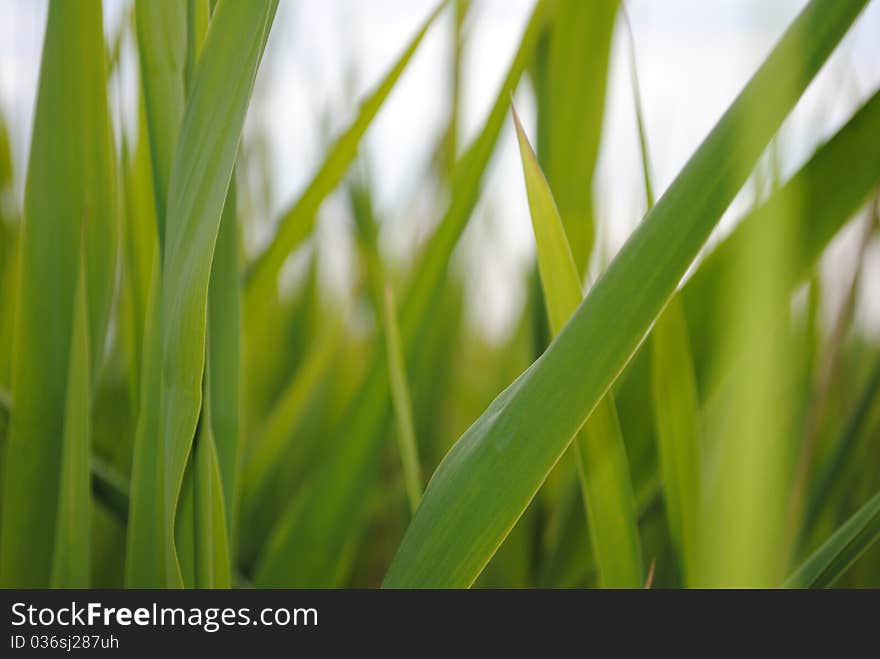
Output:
[{"left": 785, "top": 489, "right": 880, "bottom": 588}]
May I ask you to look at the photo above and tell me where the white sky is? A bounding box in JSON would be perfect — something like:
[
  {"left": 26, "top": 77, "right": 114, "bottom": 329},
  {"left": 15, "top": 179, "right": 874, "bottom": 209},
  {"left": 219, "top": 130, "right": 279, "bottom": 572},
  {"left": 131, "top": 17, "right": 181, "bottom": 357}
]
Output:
[{"left": 0, "top": 0, "right": 878, "bottom": 342}]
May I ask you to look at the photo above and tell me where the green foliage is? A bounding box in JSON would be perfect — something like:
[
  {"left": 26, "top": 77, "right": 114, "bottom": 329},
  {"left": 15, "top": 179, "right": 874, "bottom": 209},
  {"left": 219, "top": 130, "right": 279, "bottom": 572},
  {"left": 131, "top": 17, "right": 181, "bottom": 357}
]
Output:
[{"left": 1, "top": 0, "right": 878, "bottom": 590}]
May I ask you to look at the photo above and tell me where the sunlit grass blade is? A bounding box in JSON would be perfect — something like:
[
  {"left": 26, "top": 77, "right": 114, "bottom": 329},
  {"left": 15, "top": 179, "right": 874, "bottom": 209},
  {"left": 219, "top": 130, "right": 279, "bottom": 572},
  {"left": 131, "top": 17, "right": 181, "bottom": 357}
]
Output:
[
  {"left": 785, "top": 489, "right": 880, "bottom": 588},
  {"left": 0, "top": 0, "right": 117, "bottom": 587},
  {"left": 383, "top": 0, "right": 869, "bottom": 588},
  {"left": 135, "top": 0, "right": 186, "bottom": 250},
  {"left": 384, "top": 285, "right": 423, "bottom": 515},
  {"left": 254, "top": 0, "right": 557, "bottom": 587},
  {"left": 242, "top": 0, "right": 447, "bottom": 305},
  {"left": 125, "top": 0, "right": 277, "bottom": 586},
  {"left": 513, "top": 108, "right": 643, "bottom": 587},
  {"left": 50, "top": 251, "right": 91, "bottom": 587}
]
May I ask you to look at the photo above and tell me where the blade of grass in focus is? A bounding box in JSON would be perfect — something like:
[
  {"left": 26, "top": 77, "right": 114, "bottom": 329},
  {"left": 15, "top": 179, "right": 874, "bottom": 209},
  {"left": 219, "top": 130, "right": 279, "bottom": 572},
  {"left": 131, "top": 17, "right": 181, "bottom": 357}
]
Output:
[
  {"left": 384, "top": 285, "right": 423, "bottom": 515},
  {"left": 125, "top": 0, "right": 277, "bottom": 586},
  {"left": 0, "top": 0, "right": 117, "bottom": 587},
  {"left": 253, "top": 0, "right": 558, "bottom": 587},
  {"left": 513, "top": 108, "right": 643, "bottom": 587},
  {"left": 383, "top": 0, "right": 870, "bottom": 588},
  {"left": 49, "top": 249, "right": 91, "bottom": 587},
  {"left": 785, "top": 489, "right": 880, "bottom": 588}
]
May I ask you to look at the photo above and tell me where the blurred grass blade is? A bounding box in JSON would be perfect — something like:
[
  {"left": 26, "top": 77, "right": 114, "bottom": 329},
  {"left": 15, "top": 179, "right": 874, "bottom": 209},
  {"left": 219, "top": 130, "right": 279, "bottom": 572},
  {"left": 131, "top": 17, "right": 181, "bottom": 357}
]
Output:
[
  {"left": 541, "top": 0, "right": 618, "bottom": 273},
  {"left": 243, "top": 0, "right": 447, "bottom": 304},
  {"left": 185, "top": 0, "right": 210, "bottom": 91},
  {"left": 119, "top": 105, "right": 158, "bottom": 412},
  {"left": 126, "top": 260, "right": 174, "bottom": 585},
  {"left": 785, "top": 489, "right": 880, "bottom": 588},
  {"left": 253, "top": 0, "right": 557, "bottom": 587},
  {"left": 0, "top": 389, "right": 9, "bottom": 443},
  {"left": 135, "top": 0, "right": 186, "bottom": 251},
  {"left": 650, "top": 301, "right": 701, "bottom": 582},
  {"left": 513, "top": 108, "right": 643, "bottom": 587},
  {"left": 683, "top": 87, "right": 880, "bottom": 390},
  {"left": 91, "top": 456, "right": 130, "bottom": 525},
  {"left": 383, "top": 0, "right": 869, "bottom": 588},
  {"left": 384, "top": 285, "right": 423, "bottom": 515},
  {"left": 125, "top": 0, "right": 277, "bottom": 587},
  {"left": 0, "top": 0, "right": 117, "bottom": 587},
  {"left": 50, "top": 252, "right": 91, "bottom": 587},
  {"left": 239, "top": 326, "right": 339, "bottom": 513},
  {"left": 192, "top": 366, "right": 232, "bottom": 588},
  {"left": 623, "top": 12, "right": 701, "bottom": 584},
  {"left": 802, "top": 358, "right": 880, "bottom": 539},
  {"left": 206, "top": 175, "right": 240, "bottom": 538}
]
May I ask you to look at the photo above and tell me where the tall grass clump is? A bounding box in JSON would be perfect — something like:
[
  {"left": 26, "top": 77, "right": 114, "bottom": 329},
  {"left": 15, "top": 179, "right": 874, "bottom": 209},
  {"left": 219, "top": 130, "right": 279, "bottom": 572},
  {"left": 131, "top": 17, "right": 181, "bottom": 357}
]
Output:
[{"left": 0, "top": 0, "right": 878, "bottom": 588}]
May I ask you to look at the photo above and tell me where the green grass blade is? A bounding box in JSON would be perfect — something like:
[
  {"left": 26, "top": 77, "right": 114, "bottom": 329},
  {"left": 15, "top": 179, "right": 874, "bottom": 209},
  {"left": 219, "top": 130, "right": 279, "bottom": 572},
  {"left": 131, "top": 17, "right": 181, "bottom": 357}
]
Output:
[
  {"left": 243, "top": 0, "right": 447, "bottom": 304},
  {"left": 126, "top": 259, "right": 175, "bottom": 586},
  {"left": 513, "top": 108, "right": 643, "bottom": 587},
  {"left": 384, "top": 286, "right": 423, "bottom": 515},
  {"left": 192, "top": 367, "right": 231, "bottom": 588},
  {"left": 0, "top": 389, "right": 8, "bottom": 444},
  {"left": 802, "top": 358, "right": 880, "bottom": 539},
  {"left": 206, "top": 175, "right": 240, "bottom": 539},
  {"left": 119, "top": 105, "right": 158, "bottom": 412},
  {"left": 125, "top": 0, "right": 277, "bottom": 586},
  {"left": 683, "top": 87, "right": 880, "bottom": 390},
  {"left": 91, "top": 456, "right": 130, "bottom": 525},
  {"left": 253, "top": 0, "right": 556, "bottom": 587},
  {"left": 383, "top": 0, "right": 869, "bottom": 588},
  {"left": 159, "top": 0, "right": 274, "bottom": 583},
  {"left": 623, "top": 12, "right": 701, "bottom": 584},
  {"left": 785, "top": 489, "right": 880, "bottom": 588},
  {"left": 238, "top": 324, "right": 340, "bottom": 566},
  {"left": 135, "top": 0, "right": 186, "bottom": 251},
  {"left": 650, "top": 299, "right": 701, "bottom": 583},
  {"left": 0, "top": 0, "right": 117, "bottom": 587},
  {"left": 50, "top": 252, "right": 91, "bottom": 587},
  {"left": 542, "top": 0, "right": 618, "bottom": 273}
]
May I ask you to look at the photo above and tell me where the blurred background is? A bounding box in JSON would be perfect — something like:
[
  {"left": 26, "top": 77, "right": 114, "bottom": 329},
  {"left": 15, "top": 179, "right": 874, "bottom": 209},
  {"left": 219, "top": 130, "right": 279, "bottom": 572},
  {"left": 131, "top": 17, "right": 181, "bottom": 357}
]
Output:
[{"left": 2, "top": 0, "right": 878, "bottom": 345}]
